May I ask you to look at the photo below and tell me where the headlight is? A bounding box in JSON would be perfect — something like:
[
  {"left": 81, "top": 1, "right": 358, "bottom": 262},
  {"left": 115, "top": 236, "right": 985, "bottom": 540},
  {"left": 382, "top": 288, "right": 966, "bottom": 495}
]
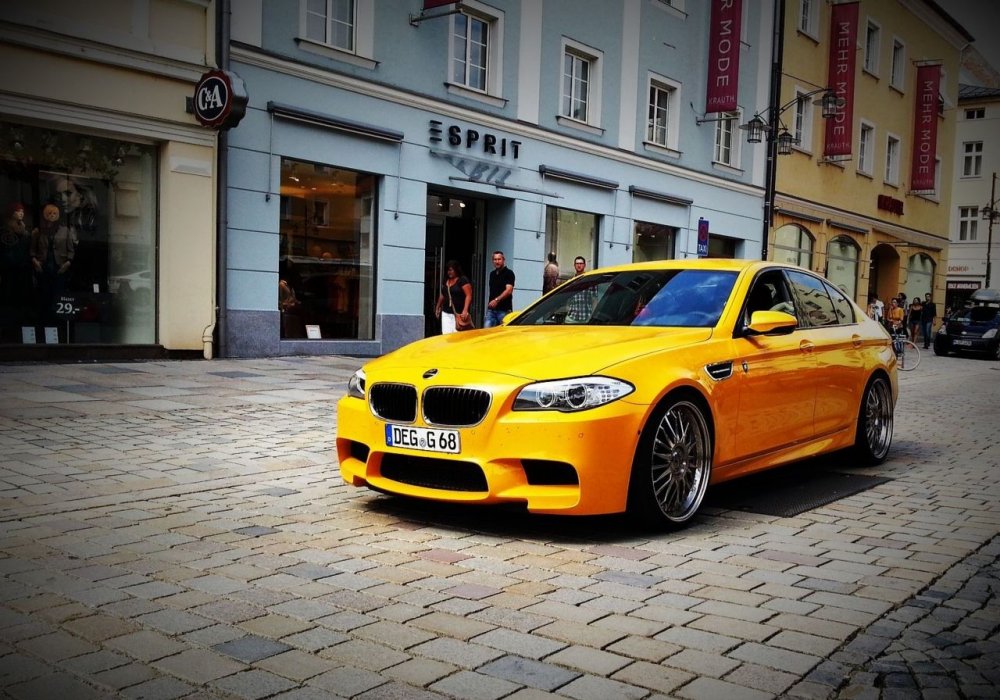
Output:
[
  {"left": 347, "top": 369, "right": 366, "bottom": 399},
  {"left": 984, "top": 328, "right": 998, "bottom": 339},
  {"left": 513, "top": 376, "right": 634, "bottom": 412}
]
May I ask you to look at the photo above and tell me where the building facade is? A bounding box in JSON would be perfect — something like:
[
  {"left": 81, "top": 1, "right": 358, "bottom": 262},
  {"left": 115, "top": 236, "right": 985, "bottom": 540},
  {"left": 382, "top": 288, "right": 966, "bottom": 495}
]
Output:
[
  {"left": 767, "top": 0, "right": 969, "bottom": 315},
  {"left": 221, "top": 0, "right": 774, "bottom": 358},
  {"left": 0, "top": 1, "right": 220, "bottom": 361},
  {"left": 946, "top": 81, "right": 1000, "bottom": 310}
]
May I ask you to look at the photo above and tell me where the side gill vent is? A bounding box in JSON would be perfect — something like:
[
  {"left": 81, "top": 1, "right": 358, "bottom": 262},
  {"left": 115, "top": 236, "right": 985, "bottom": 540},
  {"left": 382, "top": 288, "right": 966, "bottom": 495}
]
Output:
[{"left": 705, "top": 361, "right": 733, "bottom": 381}]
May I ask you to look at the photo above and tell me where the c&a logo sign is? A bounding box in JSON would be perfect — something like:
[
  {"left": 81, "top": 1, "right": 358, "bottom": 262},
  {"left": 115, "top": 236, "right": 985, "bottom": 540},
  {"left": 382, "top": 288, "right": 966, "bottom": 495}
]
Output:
[{"left": 192, "top": 70, "right": 248, "bottom": 131}]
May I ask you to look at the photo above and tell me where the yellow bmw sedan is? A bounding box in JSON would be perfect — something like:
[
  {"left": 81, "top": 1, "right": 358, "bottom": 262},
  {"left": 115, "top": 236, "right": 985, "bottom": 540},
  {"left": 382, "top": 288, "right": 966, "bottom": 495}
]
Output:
[{"left": 337, "top": 259, "right": 897, "bottom": 527}]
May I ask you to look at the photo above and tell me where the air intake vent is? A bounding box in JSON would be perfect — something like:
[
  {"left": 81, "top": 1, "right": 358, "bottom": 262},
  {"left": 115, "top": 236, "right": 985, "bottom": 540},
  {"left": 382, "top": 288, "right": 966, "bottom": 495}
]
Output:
[
  {"left": 369, "top": 383, "right": 417, "bottom": 422},
  {"left": 423, "top": 387, "right": 491, "bottom": 426},
  {"left": 705, "top": 361, "right": 733, "bottom": 381}
]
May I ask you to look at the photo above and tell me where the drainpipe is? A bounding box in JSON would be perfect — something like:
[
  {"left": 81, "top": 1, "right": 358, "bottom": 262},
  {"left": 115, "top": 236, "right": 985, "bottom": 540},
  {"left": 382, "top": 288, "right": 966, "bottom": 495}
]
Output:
[{"left": 212, "top": 0, "right": 230, "bottom": 358}]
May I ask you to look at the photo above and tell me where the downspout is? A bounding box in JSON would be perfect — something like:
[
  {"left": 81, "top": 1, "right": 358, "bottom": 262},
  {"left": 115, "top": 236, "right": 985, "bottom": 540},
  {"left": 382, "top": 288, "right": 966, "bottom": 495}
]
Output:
[
  {"left": 208, "top": 0, "right": 231, "bottom": 358},
  {"left": 761, "top": 0, "right": 785, "bottom": 261}
]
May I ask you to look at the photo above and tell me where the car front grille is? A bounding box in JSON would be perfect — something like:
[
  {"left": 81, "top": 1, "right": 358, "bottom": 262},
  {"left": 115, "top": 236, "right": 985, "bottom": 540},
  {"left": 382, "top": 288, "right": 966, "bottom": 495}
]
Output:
[
  {"left": 423, "top": 387, "right": 491, "bottom": 426},
  {"left": 380, "top": 454, "right": 488, "bottom": 492},
  {"left": 369, "top": 383, "right": 417, "bottom": 422}
]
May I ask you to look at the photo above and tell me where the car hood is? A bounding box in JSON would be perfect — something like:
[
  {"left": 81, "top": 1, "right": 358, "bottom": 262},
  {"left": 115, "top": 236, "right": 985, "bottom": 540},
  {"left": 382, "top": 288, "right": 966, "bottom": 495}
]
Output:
[{"left": 367, "top": 326, "right": 714, "bottom": 381}]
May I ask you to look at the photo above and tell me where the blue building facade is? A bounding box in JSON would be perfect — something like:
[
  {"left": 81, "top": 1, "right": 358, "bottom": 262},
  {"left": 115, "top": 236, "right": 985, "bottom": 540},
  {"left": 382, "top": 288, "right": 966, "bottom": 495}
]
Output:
[{"left": 223, "top": 0, "right": 771, "bottom": 357}]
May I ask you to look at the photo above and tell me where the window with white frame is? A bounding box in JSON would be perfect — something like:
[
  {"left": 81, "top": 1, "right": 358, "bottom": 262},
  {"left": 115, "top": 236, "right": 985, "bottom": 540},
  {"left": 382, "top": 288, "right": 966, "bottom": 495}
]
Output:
[
  {"left": 561, "top": 40, "right": 602, "bottom": 127},
  {"left": 646, "top": 75, "right": 680, "bottom": 151},
  {"left": 452, "top": 13, "right": 488, "bottom": 91},
  {"left": 714, "top": 111, "right": 740, "bottom": 168},
  {"left": 884, "top": 134, "right": 900, "bottom": 185},
  {"left": 299, "top": 0, "right": 374, "bottom": 65},
  {"left": 793, "top": 88, "right": 813, "bottom": 151},
  {"left": 304, "top": 0, "right": 356, "bottom": 51},
  {"left": 890, "top": 39, "right": 905, "bottom": 90},
  {"left": 799, "top": 0, "right": 818, "bottom": 36},
  {"left": 864, "top": 20, "right": 880, "bottom": 75},
  {"left": 963, "top": 141, "right": 983, "bottom": 177},
  {"left": 959, "top": 207, "right": 979, "bottom": 241},
  {"left": 965, "top": 107, "right": 985, "bottom": 120},
  {"left": 858, "top": 122, "right": 874, "bottom": 175}
]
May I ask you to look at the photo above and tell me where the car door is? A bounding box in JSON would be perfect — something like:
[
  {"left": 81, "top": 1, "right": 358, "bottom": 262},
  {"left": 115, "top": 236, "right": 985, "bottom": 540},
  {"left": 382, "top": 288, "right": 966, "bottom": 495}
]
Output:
[
  {"left": 785, "top": 271, "right": 864, "bottom": 437},
  {"left": 730, "top": 270, "right": 817, "bottom": 461}
]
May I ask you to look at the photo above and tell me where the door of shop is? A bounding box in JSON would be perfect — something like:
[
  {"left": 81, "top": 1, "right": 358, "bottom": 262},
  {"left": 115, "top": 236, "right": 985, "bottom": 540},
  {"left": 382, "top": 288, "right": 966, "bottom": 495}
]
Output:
[{"left": 424, "top": 192, "right": 485, "bottom": 336}]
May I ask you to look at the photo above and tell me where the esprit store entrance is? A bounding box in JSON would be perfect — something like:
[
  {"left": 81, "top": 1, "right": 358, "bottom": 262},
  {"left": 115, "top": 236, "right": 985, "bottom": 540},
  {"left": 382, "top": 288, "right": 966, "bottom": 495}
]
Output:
[{"left": 424, "top": 191, "right": 485, "bottom": 336}]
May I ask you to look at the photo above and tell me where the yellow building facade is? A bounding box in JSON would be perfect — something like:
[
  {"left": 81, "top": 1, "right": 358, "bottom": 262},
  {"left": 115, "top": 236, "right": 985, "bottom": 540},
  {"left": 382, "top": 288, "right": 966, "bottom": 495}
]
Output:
[{"left": 769, "top": 0, "right": 970, "bottom": 314}]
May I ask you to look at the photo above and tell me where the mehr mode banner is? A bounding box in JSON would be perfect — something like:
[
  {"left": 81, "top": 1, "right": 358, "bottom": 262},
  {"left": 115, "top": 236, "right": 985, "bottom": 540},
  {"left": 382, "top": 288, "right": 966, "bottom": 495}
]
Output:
[
  {"left": 705, "top": 0, "right": 743, "bottom": 113},
  {"left": 823, "top": 2, "right": 859, "bottom": 158},
  {"left": 910, "top": 64, "right": 942, "bottom": 193}
]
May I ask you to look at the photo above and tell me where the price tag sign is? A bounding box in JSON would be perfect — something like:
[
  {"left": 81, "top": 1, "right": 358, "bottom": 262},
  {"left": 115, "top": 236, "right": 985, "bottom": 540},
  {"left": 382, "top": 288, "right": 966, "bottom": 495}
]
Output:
[{"left": 54, "top": 295, "right": 81, "bottom": 319}]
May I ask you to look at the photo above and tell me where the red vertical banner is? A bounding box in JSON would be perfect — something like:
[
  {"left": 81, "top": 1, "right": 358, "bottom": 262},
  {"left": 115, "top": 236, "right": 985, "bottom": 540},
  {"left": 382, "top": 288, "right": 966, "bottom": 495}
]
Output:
[
  {"left": 910, "top": 64, "right": 941, "bottom": 193},
  {"left": 823, "top": 2, "right": 859, "bottom": 157},
  {"left": 705, "top": 0, "right": 743, "bottom": 113}
]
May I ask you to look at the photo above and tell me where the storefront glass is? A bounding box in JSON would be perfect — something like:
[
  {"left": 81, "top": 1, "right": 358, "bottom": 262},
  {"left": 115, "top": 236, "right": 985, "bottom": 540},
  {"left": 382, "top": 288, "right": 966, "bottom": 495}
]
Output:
[
  {"left": 278, "top": 158, "right": 375, "bottom": 340},
  {"left": 545, "top": 206, "right": 597, "bottom": 280},
  {"left": 633, "top": 221, "right": 675, "bottom": 262},
  {"left": 826, "top": 236, "right": 859, "bottom": 299},
  {"left": 772, "top": 224, "right": 813, "bottom": 267},
  {"left": 0, "top": 120, "right": 156, "bottom": 346},
  {"left": 905, "top": 253, "right": 934, "bottom": 301}
]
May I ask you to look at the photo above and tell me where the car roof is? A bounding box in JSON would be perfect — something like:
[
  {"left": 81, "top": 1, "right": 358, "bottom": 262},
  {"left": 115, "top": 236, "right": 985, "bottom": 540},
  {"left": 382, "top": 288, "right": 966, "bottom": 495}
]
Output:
[
  {"left": 970, "top": 288, "right": 1000, "bottom": 303},
  {"left": 578, "top": 259, "right": 804, "bottom": 276}
]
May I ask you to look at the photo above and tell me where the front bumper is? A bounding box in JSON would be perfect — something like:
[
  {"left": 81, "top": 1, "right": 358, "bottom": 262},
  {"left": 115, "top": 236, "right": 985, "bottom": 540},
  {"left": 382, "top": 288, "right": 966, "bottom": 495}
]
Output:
[{"left": 336, "top": 392, "right": 647, "bottom": 515}]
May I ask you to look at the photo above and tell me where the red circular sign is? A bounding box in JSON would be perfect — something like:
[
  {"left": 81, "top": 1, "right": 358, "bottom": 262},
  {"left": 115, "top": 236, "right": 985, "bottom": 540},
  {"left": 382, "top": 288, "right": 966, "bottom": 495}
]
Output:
[{"left": 193, "top": 69, "right": 248, "bottom": 130}]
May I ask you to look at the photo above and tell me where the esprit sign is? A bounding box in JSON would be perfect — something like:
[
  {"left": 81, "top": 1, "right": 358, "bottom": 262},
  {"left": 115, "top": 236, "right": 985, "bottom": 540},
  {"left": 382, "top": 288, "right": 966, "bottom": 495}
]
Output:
[{"left": 193, "top": 70, "right": 248, "bottom": 130}]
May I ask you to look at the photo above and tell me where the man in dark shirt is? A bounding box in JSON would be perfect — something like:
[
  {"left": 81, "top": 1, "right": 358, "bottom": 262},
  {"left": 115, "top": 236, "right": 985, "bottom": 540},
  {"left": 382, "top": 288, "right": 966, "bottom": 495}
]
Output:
[
  {"left": 920, "top": 292, "right": 937, "bottom": 349},
  {"left": 485, "top": 250, "right": 515, "bottom": 327}
]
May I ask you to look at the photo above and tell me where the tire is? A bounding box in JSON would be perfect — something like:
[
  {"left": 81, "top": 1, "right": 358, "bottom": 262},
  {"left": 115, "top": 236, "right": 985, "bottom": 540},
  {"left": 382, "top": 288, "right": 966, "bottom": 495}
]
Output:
[
  {"left": 854, "top": 375, "right": 893, "bottom": 465},
  {"left": 991, "top": 342, "right": 1000, "bottom": 362},
  {"left": 628, "top": 398, "right": 713, "bottom": 527},
  {"left": 933, "top": 338, "right": 949, "bottom": 356}
]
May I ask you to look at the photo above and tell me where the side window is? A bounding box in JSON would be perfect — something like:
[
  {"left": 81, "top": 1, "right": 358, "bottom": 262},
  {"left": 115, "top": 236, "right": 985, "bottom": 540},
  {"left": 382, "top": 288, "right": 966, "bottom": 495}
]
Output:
[
  {"left": 745, "top": 271, "right": 799, "bottom": 325},
  {"left": 786, "top": 271, "right": 838, "bottom": 327},
  {"left": 824, "top": 282, "right": 856, "bottom": 324}
]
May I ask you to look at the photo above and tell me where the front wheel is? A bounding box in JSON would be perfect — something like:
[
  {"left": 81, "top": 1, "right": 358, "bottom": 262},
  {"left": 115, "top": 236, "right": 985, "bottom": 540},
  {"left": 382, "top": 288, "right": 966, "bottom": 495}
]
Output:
[
  {"left": 854, "top": 375, "right": 893, "bottom": 465},
  {"left": 628, "top": 398, "right": 713, "bottom": 527}
]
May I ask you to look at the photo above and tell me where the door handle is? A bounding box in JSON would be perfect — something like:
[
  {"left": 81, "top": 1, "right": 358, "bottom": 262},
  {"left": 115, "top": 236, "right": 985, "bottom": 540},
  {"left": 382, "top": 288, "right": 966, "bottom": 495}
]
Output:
[
  {"left": 852, "top": 334, "right": 863, "bottom": 348},
  {"left": 799, "top": 340, "right": 815, "bottom": 353}
]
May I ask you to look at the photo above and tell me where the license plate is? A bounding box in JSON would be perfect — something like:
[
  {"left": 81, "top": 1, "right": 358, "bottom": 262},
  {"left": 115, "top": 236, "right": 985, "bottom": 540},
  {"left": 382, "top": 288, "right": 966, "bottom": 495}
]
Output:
[
  {"left": 953, "top": 339, "right": 973, "bottom": 346},
  {"left": 385, "top": 425, "right": 460, "bottom": 454}
]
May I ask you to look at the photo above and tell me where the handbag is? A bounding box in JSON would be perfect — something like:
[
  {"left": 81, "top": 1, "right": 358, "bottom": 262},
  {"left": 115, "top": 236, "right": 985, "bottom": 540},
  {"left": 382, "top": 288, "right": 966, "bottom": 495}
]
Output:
[{"left": 449, "top": 286, "right": 475, "bottom": 331}]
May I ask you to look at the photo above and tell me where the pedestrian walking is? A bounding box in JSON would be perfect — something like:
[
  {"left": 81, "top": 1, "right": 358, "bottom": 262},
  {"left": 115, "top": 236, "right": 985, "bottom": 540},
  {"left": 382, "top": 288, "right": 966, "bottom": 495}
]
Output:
[
  {"left": 435, "top": 260, "right": 473, "bottom": 334},
  {"left": 543, "top": 252, "right": 559, "bottom": 294},
  {"left": 920, "top": 292, "right": 937, "bottom": 349},
  {"left": 485, "top": 250, "right": 514, "bottom": 328},
  {"left": 907, "top": 295, "right": 923, "bottom": 343}
]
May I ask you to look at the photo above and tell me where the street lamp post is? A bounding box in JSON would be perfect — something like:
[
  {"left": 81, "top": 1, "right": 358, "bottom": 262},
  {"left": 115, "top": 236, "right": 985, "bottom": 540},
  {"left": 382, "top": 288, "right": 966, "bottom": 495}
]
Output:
[{"left": 982, "top": 172, "right": 998, "bottom": 289}]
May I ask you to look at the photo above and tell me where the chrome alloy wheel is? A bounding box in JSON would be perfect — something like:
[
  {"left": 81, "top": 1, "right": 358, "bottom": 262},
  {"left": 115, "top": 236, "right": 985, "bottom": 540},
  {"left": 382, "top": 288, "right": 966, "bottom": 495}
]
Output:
[
  {"left": 649, "top": 400, "right": 712, "bottom": 523},
  {"left": 864, "top": 378, "right": 893, "bottom": 461}
]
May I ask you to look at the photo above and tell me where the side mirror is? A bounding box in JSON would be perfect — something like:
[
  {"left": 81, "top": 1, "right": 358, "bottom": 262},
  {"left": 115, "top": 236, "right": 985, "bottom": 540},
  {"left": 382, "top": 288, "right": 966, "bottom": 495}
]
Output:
[
  {"left": 746, "top": 310, "right": 797, "bottom": 335},
  {"left": 501, "top": 310, "right": 520, "bottom": 325}
]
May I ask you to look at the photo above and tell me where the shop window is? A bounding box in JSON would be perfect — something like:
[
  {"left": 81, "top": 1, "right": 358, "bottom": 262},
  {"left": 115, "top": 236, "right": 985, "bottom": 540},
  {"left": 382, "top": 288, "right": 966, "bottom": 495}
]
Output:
[
  {"left": 545, "top": 207, "right": 597, "bottom": 283},
  {"left": 633, "top": 221, "right": 675, "bottom": 263},
  {"left": 905, "top": 253, "right": 934, "bottom": 302},
  {"left": 772, "top": 224, "right": 813, "bottom": 267},
  {"left": 0, "top": 121, "right": 156, "bottom": 346},
  {"left": 826, "top": 236, "right": 859, "bottom": 301},
  {"left": 278, "top": 158, "right": 375, "bottom": 340}
]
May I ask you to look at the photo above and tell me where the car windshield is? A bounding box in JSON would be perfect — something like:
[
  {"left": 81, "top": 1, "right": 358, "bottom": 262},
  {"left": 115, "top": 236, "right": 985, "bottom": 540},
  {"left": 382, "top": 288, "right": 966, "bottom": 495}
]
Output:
[
  {"left": 511, "top": 269, "right": 738, "bottom": 327},
  {"left": 957, "top": 307, "right": 1000, "bottom": 323}
]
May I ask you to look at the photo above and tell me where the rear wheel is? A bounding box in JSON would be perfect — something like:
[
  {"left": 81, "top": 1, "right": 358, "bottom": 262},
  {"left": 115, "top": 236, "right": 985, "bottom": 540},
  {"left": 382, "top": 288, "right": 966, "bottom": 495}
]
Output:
[
  {"left": 854, "top": 375, "right": 893, "bottom": 465},
  {"left": 628, "top": 398, "right": 712, "bottom": 527}
]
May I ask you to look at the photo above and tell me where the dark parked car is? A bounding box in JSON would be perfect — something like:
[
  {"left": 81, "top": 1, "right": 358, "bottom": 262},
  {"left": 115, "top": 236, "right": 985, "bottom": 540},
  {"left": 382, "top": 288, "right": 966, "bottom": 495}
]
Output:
[{"left": 934, "top": 288, "right": 1000, "bottom": 360}]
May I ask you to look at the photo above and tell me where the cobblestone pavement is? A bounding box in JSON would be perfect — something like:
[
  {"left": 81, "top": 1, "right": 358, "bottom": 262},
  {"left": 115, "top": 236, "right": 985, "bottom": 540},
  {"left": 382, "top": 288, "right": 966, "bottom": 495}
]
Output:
[{"left": 0, "top": 350, "right": 997, "bottom": 699}]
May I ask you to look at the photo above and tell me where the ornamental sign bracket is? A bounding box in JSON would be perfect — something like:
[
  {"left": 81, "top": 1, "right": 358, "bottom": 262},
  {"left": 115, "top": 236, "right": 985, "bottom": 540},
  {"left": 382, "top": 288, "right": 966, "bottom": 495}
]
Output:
[{"left": 191, "top": 69, "right": 248, "bottom": 131}]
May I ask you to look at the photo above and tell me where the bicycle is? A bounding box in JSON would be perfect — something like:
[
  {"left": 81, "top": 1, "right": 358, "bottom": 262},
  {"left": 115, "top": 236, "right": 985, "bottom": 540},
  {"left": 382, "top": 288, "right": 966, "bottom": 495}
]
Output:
[{"left": 890, "top": 326, "right": 921, "bottom": 371}]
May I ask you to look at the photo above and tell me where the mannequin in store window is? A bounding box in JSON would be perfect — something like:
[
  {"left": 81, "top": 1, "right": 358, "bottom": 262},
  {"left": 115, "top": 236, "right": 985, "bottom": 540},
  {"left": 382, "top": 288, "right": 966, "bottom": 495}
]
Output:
[
  {"left": 1, "top": 203, "right": 34, "bottom": 318},
  {"left": 30, "top": 202, "right": 76, "bottom": 318}
]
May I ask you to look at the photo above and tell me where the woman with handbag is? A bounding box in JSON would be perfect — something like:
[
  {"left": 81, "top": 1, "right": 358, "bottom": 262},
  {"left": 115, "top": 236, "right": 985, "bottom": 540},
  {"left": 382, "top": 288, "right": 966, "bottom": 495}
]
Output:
[{"left": 434, "top": 260, "right": 474, "bottom": 333}]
